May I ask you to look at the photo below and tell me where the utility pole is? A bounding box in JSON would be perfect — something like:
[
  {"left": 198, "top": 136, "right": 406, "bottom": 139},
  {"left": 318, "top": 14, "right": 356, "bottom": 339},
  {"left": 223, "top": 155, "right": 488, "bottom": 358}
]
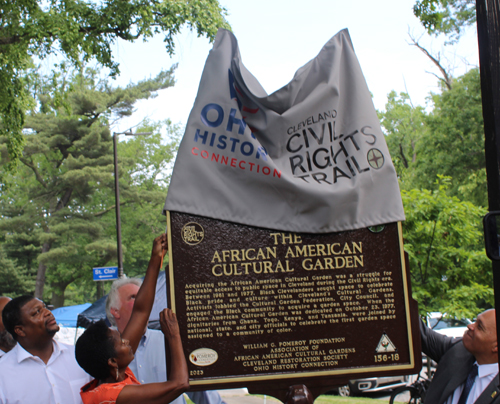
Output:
[{"left": 113, "top": 130, "right": 152, "bottom": 278}]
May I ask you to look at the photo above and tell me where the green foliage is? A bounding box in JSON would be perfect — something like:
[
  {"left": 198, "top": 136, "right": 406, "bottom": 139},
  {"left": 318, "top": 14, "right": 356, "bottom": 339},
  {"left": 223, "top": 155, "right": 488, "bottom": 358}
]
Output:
[
  {"left": 379, "top": 91, "right": 427, "bottom": 184},
  {"left": 0, "top": 55, "right": 33, "bottom": 187},
  {"left": 381, "top": 68, "right": 486, "bottom": 207},
  {"left": 377, "top": 60, "right": 488, "bottom": 318},
  {"left": 0, "top": 245, "right": 35, "bottom": 297},
  {"left": 420, "top": 69, "right": 485, "bottom": 206},
  {"left": 0, "top": 66, "right": 179, "bottom": 305},
  {"left": 413, "top": 0, "right": 476, "bottom": 43},
  {"left": 0, "top": 0, "right": 229, "bottom": 176},
  {"left": 93, "top": 119, "right": 180, "bottom": 279},
  {"left": 401, "top": 177, "right": 492, "bottom": 319}
]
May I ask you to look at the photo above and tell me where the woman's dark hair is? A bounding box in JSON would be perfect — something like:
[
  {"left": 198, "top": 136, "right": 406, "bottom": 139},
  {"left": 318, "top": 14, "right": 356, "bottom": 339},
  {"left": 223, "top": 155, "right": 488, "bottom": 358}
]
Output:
[
  {"left": 2, "top": 295, "right": 35, "bottom": 340},
  {"left": 75, "top": 320, "right": 117, "bottom": 380}
]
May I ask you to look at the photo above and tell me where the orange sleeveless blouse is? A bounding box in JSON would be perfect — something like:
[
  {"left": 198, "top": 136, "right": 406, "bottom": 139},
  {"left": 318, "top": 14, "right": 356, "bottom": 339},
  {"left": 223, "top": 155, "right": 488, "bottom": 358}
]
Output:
[{"left": 80, "top": 367, "right": 140, "bottom": 404}]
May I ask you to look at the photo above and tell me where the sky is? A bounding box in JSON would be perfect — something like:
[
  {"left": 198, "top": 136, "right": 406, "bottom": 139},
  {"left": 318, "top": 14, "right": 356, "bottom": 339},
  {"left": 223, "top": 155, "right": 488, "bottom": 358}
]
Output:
[{"left": 110, "top": 0, "right": 479, "bottom": 134}]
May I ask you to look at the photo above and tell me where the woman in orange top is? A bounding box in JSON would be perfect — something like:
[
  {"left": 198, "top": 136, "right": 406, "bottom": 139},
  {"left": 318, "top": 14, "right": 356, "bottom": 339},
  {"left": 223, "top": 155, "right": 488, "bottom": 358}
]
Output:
[{"left": 75, "top": 234, "right": 189, "bottom": 404}]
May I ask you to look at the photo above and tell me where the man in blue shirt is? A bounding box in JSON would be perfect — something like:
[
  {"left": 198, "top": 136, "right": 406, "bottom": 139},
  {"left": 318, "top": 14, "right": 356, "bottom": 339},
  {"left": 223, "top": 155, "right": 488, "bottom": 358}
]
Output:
[{"left": 106, "top": 277, "right": 225, "bottom": 404}]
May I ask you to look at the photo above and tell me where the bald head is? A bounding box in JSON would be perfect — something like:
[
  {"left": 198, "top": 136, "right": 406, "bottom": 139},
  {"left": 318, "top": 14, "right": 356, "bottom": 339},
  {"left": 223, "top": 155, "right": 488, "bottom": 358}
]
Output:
[
  {"left": 0, "top": 296, "right": 15, "bottom": 353},
  {"left": 463, "top": 309, "right": 498, "bottom": 364}
]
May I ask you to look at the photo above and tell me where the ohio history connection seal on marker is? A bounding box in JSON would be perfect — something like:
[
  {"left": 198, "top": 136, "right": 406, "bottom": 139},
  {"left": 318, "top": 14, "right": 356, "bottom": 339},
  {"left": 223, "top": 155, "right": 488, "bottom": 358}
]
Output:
[{"left": 163, "top": 29, "right": 420, "bottom": 401}]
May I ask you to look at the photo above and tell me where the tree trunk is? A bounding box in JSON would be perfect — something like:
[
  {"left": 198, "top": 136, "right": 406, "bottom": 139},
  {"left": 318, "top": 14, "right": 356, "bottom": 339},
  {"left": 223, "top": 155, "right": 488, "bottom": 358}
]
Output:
[
  {"left": 35, "top": 241, "right": 51, "bottom": 299},
  {"left": 51, "top": 281, "right": 71, "bottom": 308},
  {"left": 95, "top": 281, "right": 103, "bottom": 302},
  {"left": 34, "top": 189, "right": 73, "bottom": 300}
]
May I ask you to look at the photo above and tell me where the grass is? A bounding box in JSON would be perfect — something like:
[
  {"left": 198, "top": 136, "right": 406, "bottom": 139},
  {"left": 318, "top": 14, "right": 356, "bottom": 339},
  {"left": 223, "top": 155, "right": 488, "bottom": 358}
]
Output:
[
  {"left": 315, "top": 395, "right": 390, "bottom": 403},
  {"left": 186, "top": 393, "right": 391, "bottom": 403}
]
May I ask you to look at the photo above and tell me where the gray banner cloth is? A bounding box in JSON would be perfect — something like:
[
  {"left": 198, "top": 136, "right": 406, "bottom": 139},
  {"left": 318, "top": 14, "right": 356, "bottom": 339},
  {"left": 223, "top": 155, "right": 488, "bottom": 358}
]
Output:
[{"left": 164, "top": 29, "right": 404, "bottom": 233}]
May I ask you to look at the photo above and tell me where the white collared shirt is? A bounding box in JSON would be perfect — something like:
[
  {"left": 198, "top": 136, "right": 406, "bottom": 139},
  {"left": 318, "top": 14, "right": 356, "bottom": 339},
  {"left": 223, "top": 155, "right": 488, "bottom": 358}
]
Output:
[
  {"left": 130, "top": 329, "right": 187, "bottom": 404},
  {"left": 0, "top": 340, "right": 91, "bottom": 404},
  {"left": 446, "top": 362, "right": 499, "bottom": 404}
]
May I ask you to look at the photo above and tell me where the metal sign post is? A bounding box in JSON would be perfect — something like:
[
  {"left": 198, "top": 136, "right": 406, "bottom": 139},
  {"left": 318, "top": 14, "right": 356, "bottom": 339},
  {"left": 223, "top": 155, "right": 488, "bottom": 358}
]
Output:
[{"left": 476, "top": 0, "right": 500, "bottom": 368}]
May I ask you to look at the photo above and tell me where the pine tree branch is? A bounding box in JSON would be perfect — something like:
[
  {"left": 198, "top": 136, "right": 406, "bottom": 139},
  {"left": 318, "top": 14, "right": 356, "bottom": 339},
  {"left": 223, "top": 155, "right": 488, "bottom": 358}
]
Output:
[
  {"left": 93, "top": 201, "right": 127, "bottom": 217},
  {"left": 55, "top": 188, "right": 73, "bottom": 212},
  {"left": 20, "top": 156, "right": 47, "bottom": 188}
]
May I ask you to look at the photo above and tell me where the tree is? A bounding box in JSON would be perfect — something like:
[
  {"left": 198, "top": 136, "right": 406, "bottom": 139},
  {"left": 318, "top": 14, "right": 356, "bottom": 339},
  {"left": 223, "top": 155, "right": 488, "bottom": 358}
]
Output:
[
  {"left": 417, "top": 68, "right": 485, "bottom": 206},
  {"left": 399, "top": 0, "right": 490, "bottom": 319},
  {"left": 0, "top": 245, "right": 34, "bottom": 297},
  {"left": 35, "top": 119, "right": 178, "bottom": 306},
  {"left": 0, "top": 65, "right": 178, "bottom": 305},
  {"left": 413, "top": 0, "right": 476, "bottom": 43},
  {"left": 0, "top": 172, "right": 39, "bottom": 297},
  {"left": 87, "top": 118, "right": 180, "bottom": 281},
  {"left": 0, "top": 0, "right": 229, "bottom": 178},
  {"left": 380, "top": 68, "right": 486, "bottom": 207},
  {"left": 407, "top": 33, "right": 454, "bottom": 91},
  {"left": 402, "top": 177, "right": 492, "bottom": 319},
  {"left": 379, "top": 91, "right": 427, "bottom": 182}
]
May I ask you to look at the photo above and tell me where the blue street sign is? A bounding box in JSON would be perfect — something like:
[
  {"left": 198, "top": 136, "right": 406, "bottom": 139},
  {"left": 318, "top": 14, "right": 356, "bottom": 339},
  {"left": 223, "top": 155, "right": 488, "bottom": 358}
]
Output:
[{"left": 93, "top": 266, "right": 119, "bottom": 281}]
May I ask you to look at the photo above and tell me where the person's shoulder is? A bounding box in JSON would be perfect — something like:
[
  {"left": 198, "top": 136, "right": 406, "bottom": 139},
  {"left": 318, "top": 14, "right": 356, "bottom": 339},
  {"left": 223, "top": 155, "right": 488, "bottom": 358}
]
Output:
[
  {"left": 144, "top": 328, "right": 165, "bottom": 349},
  {"left": 0, "top": 346, "right": 22, "bottom": 380},
  {"left": 146, "top": 328, "right": 164, "bottom": 339},
  {"left": 55, "top": 340, "right": 75, "bottom": 349},
  {"left": 447, "top": 336, "right": 465, "bottom": 350},
  {"left": 125, "top": 367, "right": 140, "bottom": 384},
  {"left": 53, "top": 340, "right": 77, "bottom": 357},
  {"left": 0, "top": 345, "right": 19, "bottom": 365},
  {"left": 52, "top": 340, "right": 92, "bottom": 379}
]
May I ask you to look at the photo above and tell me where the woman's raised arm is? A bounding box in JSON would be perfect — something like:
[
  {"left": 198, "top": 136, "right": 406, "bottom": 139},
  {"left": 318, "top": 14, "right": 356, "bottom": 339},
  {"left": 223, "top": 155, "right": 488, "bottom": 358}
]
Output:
[
  {"left": 116, "top": 309, "right": 189, "bottom": 404},
  {"left": 121, "top": 234, "right": 167, "bottom": 352}
]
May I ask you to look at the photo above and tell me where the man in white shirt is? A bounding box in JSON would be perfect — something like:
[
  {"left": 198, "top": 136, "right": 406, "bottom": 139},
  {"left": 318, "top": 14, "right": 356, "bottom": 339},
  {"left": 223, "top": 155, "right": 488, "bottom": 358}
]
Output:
[
  {"left": 0, "top": 295, "right": 91, "bottom": 404},
  {"left": 421, "top": 309, "right": 500, "bottom": 404},
  {"left": 0, "top": 297, "right": 16, "bottom": 358},
  {"left": 106, "top": 278, "right": 226, "bottom": 404}
]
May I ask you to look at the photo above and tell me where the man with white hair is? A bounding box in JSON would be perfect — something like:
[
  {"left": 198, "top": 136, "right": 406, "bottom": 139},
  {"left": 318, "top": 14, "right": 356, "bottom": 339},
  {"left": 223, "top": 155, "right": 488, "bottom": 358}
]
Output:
[{"left": 106, "top": 277, "right": 225, "bottom": 404}]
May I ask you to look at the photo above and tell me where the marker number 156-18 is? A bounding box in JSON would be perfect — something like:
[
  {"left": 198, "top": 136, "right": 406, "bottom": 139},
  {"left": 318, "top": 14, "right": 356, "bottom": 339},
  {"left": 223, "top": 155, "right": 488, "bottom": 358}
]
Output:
[{"left": 374, "top": 353, "right": 399, "bottom": 362}]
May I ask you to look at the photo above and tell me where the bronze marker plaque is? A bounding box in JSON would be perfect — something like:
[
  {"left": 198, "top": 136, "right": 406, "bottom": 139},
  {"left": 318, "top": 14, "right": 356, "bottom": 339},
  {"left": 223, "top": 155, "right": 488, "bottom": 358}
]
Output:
[{"left": 166, "top": 211, "right": 421, "bottom": 395}]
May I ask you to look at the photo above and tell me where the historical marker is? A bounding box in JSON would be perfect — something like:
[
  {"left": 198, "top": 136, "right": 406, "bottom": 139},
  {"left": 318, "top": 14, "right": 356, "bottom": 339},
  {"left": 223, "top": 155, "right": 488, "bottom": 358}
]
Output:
[
  {"left": 166, "top": 211, "right": 421, "bottom": 397},
  {"left": 162, "top": 28, "right": 419, "bottom": 402}
]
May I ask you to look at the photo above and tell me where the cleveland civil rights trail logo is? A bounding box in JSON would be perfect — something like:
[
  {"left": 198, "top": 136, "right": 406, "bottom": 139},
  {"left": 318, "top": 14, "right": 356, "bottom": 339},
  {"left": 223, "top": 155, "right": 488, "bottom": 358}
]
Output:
[
  {"left": 367, "top": 148, "right": 385, "bottom": 169},
  {"left": 182, "top": 222, "right": 205, "bottom": 245},
  {"left": 189, "top": 66, "right": 389, "bottom": 187}
]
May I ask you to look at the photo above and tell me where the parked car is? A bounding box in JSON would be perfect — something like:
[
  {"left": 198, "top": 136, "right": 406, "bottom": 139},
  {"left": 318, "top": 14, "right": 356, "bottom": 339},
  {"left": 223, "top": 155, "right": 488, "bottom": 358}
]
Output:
[
  {"left": 331, "top": 313, "right": 471, "bottom": 397},
  {"left": 427, "top": 312, "right": 472, "bottom": 338},
  {"left": 331, "top": 375, "right": 412, "bottom": 397},
  {"left": 423, "top": 312, "right": 472, "bottom": 368}
]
